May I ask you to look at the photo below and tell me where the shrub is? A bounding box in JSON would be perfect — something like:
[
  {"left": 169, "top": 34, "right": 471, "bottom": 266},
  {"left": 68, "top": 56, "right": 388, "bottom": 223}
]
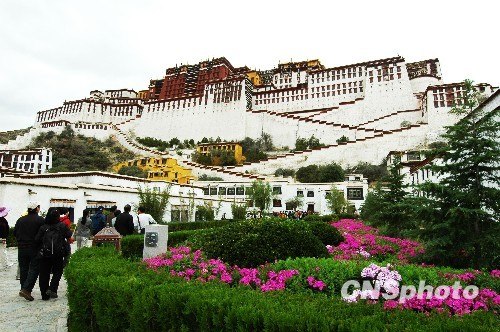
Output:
[
  {"left": 307, "top": 222, "right": 344, "bottom": 246},
  {"left": 231, "top": 203, "right": 246, "bottom": 221},
  {"left": 195, "top": 204, "right": 215, "bottom": 221},
  {"left": 117, "top": 165, "right": 147, "bottom": 178},
  {"left": 190, "top": 219, "right": 329, "bottom": 267},
  {"left": 121, "top": 234, "right": 144, "bottom": 260},
  {"left": 66, "top": 248, "right": 500, "bottom": 331},
  {"left": 165, "top": 220, "right": 231, "bottom": 232},
  {"left": 302, "top": 214, "right": 338, "bottom": 223}
]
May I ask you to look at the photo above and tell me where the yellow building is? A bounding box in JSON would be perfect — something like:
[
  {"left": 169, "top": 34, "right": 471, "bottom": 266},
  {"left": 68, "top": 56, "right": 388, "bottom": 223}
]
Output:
[
  {"left": 196, "top": 142, "right": 245, "bottom": 165},
  {"left": 246, "top": 71, "right": 262, "bottom": 86},
  {"left": 113, "top": 157, "right": 194, "bottom": 184}
]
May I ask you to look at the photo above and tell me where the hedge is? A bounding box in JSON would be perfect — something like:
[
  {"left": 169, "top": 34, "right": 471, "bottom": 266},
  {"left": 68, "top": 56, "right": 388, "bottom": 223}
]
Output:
[
  {"left": 65, "top": 247, "right": 500, "bottom": 331},
  {"left": 164, "top": 220, "right": 232, "bottom": 232},
  {"left": 190, "top": 219, "right": 328, "bottom": 267},
  {"left": 302, "top": 214, "right": 339, "bottom": 223}
]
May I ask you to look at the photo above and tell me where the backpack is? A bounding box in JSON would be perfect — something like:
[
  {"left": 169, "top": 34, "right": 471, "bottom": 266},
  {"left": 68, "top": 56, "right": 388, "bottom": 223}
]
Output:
[
  {"left": 91, "top": 212, "right": 106, "bottom": 235},
  {"left": 40, "top": 225, "right": 66, "bottom": 258}
]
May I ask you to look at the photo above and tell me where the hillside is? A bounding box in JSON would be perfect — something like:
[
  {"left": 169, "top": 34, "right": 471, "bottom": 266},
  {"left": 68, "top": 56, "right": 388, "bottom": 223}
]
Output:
[
  {"left": 28, "top": 126, "right": 137, "bottom": 172},
  {"left": 0, "top": 127, "right": 31, "bottom": 144}
]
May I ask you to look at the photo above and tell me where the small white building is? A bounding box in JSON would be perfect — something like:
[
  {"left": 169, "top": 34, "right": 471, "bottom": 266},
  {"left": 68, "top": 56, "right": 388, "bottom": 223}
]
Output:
[
  {"left": 0, "top": 148, "right": 52, "bottom": 175},
  {"left": 194, "top": 174, "right": 368, "bottom": 215}
]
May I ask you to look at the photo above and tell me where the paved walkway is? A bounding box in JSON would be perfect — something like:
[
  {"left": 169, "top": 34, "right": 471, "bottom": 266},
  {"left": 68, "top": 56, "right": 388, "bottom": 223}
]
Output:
[{"left": 0, "top": 246, "right": 70, "bottom": 332}]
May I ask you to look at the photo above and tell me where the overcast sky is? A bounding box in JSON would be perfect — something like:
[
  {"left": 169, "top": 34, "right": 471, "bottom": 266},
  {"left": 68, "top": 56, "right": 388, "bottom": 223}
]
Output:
[{"left": 0, "top": 0, "right": 498, "bottom": 131}]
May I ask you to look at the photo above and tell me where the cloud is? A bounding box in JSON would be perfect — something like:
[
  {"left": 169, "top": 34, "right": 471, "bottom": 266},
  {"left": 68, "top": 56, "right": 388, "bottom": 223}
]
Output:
[{"left": 0, "top": 0, "right": 498, "bottom": 131}]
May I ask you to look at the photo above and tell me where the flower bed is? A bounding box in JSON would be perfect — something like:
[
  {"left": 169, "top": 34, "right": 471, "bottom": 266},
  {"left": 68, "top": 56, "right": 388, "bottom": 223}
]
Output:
[
  {"left": 329, "top": 219, "right": 424, "bottom": 262},
  {"left": 66, "top": 247, "right": 500, "bottom": 331}
]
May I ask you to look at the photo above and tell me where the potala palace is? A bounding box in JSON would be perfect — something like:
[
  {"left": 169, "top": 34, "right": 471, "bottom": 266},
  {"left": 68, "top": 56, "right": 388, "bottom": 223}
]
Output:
[{"left": 0, "top": 55, "right": 498, "bottom": 220}]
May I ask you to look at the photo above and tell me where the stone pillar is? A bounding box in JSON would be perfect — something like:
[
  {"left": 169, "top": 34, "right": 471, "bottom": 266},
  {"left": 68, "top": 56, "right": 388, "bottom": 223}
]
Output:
[{"left": 143, "top": 224, "right": 169, "bottom": 259}]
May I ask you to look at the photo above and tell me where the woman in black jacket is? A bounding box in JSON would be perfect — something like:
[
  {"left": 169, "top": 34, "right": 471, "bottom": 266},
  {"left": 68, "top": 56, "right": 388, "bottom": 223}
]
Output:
[{"left": 35, "top": 209, "right": 72, "bottom": 300}]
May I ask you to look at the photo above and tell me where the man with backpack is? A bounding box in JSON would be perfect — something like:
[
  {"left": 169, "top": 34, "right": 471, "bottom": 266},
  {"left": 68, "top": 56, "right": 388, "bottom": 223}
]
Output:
[
  {"left": 35, "top": 208, "right": 72, "bottom": 300},
  {"left": 14, "top": 201, "right": 44, "bottom": 301},
  {"left": 91, "top": 206, "right": 107, "bottom": 236}
]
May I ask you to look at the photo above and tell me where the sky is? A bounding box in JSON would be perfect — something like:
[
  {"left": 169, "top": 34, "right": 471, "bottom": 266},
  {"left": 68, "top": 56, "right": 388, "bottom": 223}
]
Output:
[{"left": 0, "top": 0, "right": 498, "bottom": 131}]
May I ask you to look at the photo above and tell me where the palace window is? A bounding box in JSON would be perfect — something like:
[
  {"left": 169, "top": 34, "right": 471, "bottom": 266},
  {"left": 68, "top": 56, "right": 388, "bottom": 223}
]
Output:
[{"left": 307, "top": 191, "right": 314, "bottom": 197}]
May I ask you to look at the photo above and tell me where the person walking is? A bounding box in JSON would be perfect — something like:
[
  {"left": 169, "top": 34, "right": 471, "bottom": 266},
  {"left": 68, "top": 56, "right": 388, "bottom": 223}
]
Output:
[
  {"left": 0, "top": 206, "right": 10, "bottom": 239},
  {"left": 35, "top": 209, "right": 72, "bottom": 300},
  {"left": 59, "top": 207, "right": 73, "bottom": 267},
  {"left": 114, "top": 204, "right": 134, "bottom": 236},
  {"left": 75, "top": 209, "right": 91, "bottom": 249},
  {"left": 90, "top": 206, "right": 107, "bottom": 236},
  {"left": 107, "top": 205, "right": 117, "bottom": 226},
  {"left": 14, "top": 201, "right": 44, "bottom": 301},
  {"left": 137, "top": 206, "right": 157, "bottom": 234},
  {"left": 111, "top": 209, "right": 121, "bottom": 227},
  {"left": 0, "top": 206, "right": 11, "bottom": 270}
]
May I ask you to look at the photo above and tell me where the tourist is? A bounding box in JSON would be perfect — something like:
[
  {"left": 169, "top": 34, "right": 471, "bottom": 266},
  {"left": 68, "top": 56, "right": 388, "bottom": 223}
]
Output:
[
  {"left": 114, "top": 204, "right": 134, "bottom": 236},
  {"left": 90, "top": 206, "right": 107, "bottom": 236},
  {"left": 111, "top": 209, "right": 121, "bottom": 227},
  {"left": 137, "top": 206, "right": 156, "bottom": 234},
  {"left": 35, "top": 209, "right": 72, "bottom": 300},
  {"left": 75, "top": 209, "right": 91, "bottom": 249},
  {"left": 59, "top": 207, "right": 71, "bottom": 229},
  {"left": 59, "top": 207, "right": 73, "bottom": 267},
  {"left": 0, "top": 206, "right": 10, "bottom": 239},
  {"left": 14, "top": 201, "right": 44, "bottom": 301},
  {"left": 107, "top": 205, "right": 117, "bottom": 226}
]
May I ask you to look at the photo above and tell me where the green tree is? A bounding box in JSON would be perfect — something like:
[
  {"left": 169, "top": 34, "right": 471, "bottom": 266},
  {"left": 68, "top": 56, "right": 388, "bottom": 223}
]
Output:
[
  {"left": 231, "top": 203, "right": 247, "bottom": 220},
  {"left": 196, "top": 203, "right": 215, "bottom": 221},
  {"left": 336, "top": 135, "right": 349, "bottom": 144},
  {"left": 248, "top": 180, "right": 273, "bottom": 213},
  {"left": 295, "top": 137, "right": 309, "bottom": 151},
  {"left": 274, "top": 168, "right": 296, "bottom": 178},
  {"left": 318, "top": 163, "right": 345, "bottom": 182},
  {"left": 326, "top": 188, "right": 347, "bottom": 214},
  {"left": 359, "top": 158, "right": 415, "bottom": 237},
  {"left": 417, "top": 80, "right": 500, "bottom": 269},
  {"left": 285, "top": 196, "right": 303, "bottom": 211},
  {"left": 118, "top": 166, "right": 147, "bottom": 178},
  {"left": 295, "top": 165, "right": 319, "bottom": 183},
  {"left": 295, "top": 163, "right": 344, "bottom": 183},
  {"left": 137, "top": 186, "right": 171, "bottom": 223},
  {"left": 346, "top": 162, "right": 388, "bottom": 184},
  {"left": 198, "top": 174, "right": 223, "bottom": 181}
]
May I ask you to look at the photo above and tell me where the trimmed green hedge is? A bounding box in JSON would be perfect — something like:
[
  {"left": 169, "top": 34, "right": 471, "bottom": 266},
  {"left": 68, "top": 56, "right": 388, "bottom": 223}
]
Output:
[
  {"left": 307, "top": 221, "right": 344, "bottom": 246},
  {"left": 164, "top": 220, "right": 232, "bottom": 232},
  {"left": 65, "top": 248, "right": 500, "bottom": 331},
  {"left": 302, "top": 214, "right": 338, "bottom": 223}
]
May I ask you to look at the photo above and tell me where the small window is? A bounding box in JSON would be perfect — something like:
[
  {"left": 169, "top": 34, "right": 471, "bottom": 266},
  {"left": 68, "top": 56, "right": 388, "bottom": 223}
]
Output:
[
  {"left": 273, "top": 199, "right": 282, "bottom": 207},
  {"left": 203, "top": 188, "right": 209, "bottom": 195},
  {"left": 218, "top": 187, "right": 227, "bottom": 195},
  {"left": 236, "top": 187, "right": 245, "bottom": 195},
  {"left": 307, "top": 191, "right": 314, "bottom": 197},
  {"left": 227, "top": 187, "right": 235, "bottom": 195},
  {"left": 273, "top": 187, "right": 282, "bottom": 195},
  {"left": 297, "top": 190, "right": 304, "bottom": 197},
  {"left": 347, "top": 188, "right": 363, "bottom": 200}
]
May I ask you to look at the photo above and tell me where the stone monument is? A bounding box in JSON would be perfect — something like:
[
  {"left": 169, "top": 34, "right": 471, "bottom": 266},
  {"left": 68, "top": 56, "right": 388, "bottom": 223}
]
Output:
[{"left": 143, "top": 224, "right": 169, "bottom": 259}]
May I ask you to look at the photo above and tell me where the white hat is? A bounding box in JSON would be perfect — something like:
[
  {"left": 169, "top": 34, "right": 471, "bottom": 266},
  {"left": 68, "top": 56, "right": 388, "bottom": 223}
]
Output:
[{"left": 27, "top": 201, "right": 40, "bottom": 210}]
